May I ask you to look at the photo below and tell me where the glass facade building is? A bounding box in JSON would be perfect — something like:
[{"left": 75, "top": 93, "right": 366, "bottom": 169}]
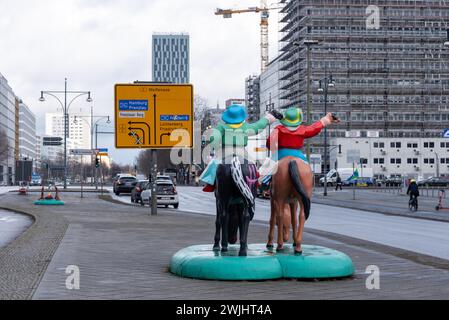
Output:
[
  {"left": 279, "top": 0, "right": 449, "bottom": 139},
  {"left": 19, "top": 101, "right": 37, "bottom": 161},
  {"left": 152, "top": 33, "right": 190, "bottom": 84},
  {"left": 0, "top": 73, "right": 16, "bottom": 185}
]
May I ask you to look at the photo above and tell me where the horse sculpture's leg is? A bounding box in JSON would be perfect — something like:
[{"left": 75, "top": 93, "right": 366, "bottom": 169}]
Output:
[
  {"left": 294, "top": 203, "right": 306, "bottom": 254},
  {"left": 291, "top": 159, "right": 313, "bottom": 254},
  {"left": 290, "top": 201, "right": 298, "bottom": 247},
  {"left": 220, "top": 204, "right": 230, "bottom": 253},
  {"left": 213, "top": 198, "right": 221, "bottom": 251},
  {"left": 267, "top": 197, "right": 276, "bottom": 248},
  {"left": 276, "top": 202, "right": 288, "bottom": 251},
  {"left": 283, "top": 204, "right": 291, "bottom": 243},
  {"left": 238, "top": 203, "right": 250, "bottom": 256}
]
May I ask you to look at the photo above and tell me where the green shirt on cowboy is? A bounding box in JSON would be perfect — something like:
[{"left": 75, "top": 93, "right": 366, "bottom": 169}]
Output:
[{"left": 209, "top": 118, "right": 270, "bottom": 147}]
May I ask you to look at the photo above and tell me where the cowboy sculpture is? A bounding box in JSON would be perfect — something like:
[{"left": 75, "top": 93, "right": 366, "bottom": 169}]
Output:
[
  {"left": 265, "top": 107, "right": 339, "bottom": 254},
  {"left": 200, "top": 104, "right": 282, "bottom": 256}
]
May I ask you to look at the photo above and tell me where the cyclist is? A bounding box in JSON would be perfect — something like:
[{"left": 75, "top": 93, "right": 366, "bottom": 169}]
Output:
[{"left": 407, "top": 179, "right": 420, "bottom": 209}]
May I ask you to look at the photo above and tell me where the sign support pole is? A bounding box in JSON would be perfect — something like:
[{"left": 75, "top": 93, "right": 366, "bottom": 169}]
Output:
[
  {"left": 353, "top": 162, "right": 356, "bottom": 200},
  {"left": 81, "top": 155, "right": 84, "bottom": 199},
  {"left": 151, "top": 149, "right": 158, "bottom": 216},
  {"left": 100, "top": 155, "right": 103, "bottom": 196}
]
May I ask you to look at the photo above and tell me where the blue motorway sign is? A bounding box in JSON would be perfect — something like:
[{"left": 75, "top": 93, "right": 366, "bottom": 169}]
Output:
[
  {"left": 160, "top": 115, "right": 190, "bottom": 121},
  {"left": 119, "top": 100, "right": 149, "bottom": 111},
  {"left": 444, "top": 129, "right": 449, "bottom": 138}
]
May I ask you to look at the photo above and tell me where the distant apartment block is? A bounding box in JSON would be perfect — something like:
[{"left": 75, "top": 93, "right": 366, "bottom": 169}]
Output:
[
  {"left": 225, "top": 99, "right": 245, "bottom": 108},
  {"left": 45, "top": 113, "right": 91, "bottom": 150},
  {"left": 245, "top": 75, "right": 261, "bottom": 122}
]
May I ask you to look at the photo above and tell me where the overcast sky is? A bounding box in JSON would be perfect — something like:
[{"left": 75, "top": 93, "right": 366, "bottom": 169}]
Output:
[{"left": 0, "top": 0, "right": 280, "bottom": 164}]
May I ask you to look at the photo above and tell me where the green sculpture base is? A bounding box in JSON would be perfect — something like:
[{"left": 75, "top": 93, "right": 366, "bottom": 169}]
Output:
[
  {"left": 170, "top": 244, "right": 354, "bottom": 281},
  {"left": 34, "top": 199, "right": 65, "bottom": 206}
]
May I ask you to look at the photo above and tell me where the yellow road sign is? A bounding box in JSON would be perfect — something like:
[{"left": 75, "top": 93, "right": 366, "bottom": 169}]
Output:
[{"left": 115, "top": 84, "right": 194, "bottom": 149}]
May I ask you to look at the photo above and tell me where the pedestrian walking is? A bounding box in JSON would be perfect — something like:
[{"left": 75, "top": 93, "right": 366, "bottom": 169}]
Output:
[{"left": 335, "top": 174, "right": 342, "bottom": 191}]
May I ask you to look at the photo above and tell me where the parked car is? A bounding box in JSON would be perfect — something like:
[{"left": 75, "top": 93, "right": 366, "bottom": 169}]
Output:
[
  {"left": 385, "top": 176, "right": 403, "bottom": 187},
  {"left": 141, "top": 180, "right": 179, "bottom": 209},
  {"left": 131, "top": 180, "right": 149, "bottom": 204},
  {"left": 417, "top": 177, "right": 449, "bottom": 187},
  {"left": 156, "top": 175, "right": 172, "bottom": 183},
  {"left": 113, "top": 175, "right": 137, "bottom": 195},
  {"left": 343, "top": 177, "right": 375, "bottom": 187}
]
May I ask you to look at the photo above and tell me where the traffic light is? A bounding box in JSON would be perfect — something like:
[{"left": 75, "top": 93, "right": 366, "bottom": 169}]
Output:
[{"left": 95, "top": 157, "right": 100, "bottom": 168}]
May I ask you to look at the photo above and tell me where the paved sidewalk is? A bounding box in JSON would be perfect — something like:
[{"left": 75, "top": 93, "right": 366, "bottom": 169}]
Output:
[
  {"left": 1, "top": 192, "right": 449, "bottom": 299},
  {"left": 313, "top": 189, "right": 449, "bottom": 222}
]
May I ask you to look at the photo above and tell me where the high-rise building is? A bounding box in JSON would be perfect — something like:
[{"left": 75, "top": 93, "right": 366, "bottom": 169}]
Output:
[
  {"left": 18, "top": 100, "right": 37, "bottom": 161},
  {"left": 279, "top": 0, "right": 449, "bottom": 139},
  {"left": 35, "top": 134, "right": 42, "bottom": 170},
  {"left": 45, "top": 113, "right": 91, "bottom": 150},
  {"left": 259, "top": 55, "right": 282, "bottom": 119},
  {"left": 152, "top": 33, "right": 190, "bottom": 84},
  {"left": 245, "top": 75, "right": 261, "bottom": 122},
  {"left": 0, "top": 73, "right": 16, "bottom": 185}
]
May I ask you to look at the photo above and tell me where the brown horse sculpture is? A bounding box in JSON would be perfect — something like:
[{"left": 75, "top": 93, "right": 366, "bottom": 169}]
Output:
[{"left": 267, "top": 157, "right": 313, "bottom": 255}]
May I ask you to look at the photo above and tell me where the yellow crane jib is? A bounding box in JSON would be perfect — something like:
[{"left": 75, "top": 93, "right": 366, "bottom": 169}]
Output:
[{"left": 214, "top": 2, "right": 280, "bottom": 73}]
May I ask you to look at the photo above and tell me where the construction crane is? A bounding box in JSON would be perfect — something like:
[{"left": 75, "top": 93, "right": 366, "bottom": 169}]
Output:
[{"left": 215, "top": 1, "right": 279, "bottom": 73}]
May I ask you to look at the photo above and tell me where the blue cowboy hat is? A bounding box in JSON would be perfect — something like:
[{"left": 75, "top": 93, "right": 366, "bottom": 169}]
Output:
[{"left": 222, "top": 104, "right": 247, "bottom": 124}]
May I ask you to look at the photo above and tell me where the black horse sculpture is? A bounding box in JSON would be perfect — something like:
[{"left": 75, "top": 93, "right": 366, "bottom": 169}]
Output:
[{"left": 213, "top": 157, "right": 258, "bottom": 257}]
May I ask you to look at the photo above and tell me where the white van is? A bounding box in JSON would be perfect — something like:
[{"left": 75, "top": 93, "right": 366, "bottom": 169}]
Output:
[{"left": 319, "top": 167, "right": 373, "bottom": 186}]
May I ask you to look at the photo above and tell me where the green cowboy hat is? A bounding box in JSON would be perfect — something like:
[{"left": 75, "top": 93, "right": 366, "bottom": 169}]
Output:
[{"left": 280, "top": 107, "right": 303, "bottom": 127}]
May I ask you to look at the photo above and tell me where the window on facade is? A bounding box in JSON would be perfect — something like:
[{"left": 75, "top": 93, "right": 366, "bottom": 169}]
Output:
[
  {"left": 373, "top": 158, "right": 385, "bottom": 164},
  {"left": 424, "top": 142, "right": 435, "bottom": 148},
  {"left": 390, "top": 142, "right": 401, "bottom": 148}
]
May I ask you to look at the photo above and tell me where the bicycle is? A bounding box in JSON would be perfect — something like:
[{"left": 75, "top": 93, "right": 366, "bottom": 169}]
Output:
[{"left": 409, "top": 195, "right": 418, "bottom": 212}]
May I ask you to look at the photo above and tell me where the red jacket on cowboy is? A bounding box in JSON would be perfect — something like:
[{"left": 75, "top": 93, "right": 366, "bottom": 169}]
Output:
[{"left": 266, "top": 121, "right": 324, "bottom": 150}]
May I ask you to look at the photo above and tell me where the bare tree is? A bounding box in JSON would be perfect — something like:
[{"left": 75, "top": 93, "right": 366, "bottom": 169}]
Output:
[
  {"left": 0, "top": 129, "right": 9, "bottom": 163},
  {"left": 137, "top": 150, "right": 152, "bottom": 179},
  {"left": 194, "top": 95, "right": 209, "bottom": 121}
]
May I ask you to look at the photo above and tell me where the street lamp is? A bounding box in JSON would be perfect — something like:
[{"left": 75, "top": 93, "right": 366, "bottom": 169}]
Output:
[
  {"left": 444, "top": 29, "right": 449, "bottom": 48},
  {"left": 39, "top": 78, "right": 93, "bottom": 189},
  {"left": 74, "top": 113, "right": 110, "bottom": 188},
  {"left": 317, "top": 67, "right": 335, "bottom": 196}
]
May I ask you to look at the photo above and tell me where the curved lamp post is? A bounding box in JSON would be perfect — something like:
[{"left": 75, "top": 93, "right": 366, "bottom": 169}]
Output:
[
  {"left": 74, "top": 114, "right": 110, "bottom": 189},
  {"left": 39, "top": 78, "right": 92, "bottom": 189},
  {"left": 317, "top": 67, "right": 335, "bottom": 197}
]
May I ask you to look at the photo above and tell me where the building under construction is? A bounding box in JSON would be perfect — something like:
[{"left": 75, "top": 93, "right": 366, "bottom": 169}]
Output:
[{"left": 279, "top": 0, "right": 449, "bottom": 140}]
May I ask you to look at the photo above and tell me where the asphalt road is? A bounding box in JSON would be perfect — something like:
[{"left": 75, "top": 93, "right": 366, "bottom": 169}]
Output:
[
  {"left": 0, "top": 209, "right": 33, "bottom": 248},
  {"left": 172, "top": 186, "right": 449, "bottom": 261}
]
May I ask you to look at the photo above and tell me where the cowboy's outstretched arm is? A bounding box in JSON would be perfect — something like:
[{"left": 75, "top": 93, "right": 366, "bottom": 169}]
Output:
[
  {"left": 304, "top": 113, "right": 339, "bottom": 138},
  {"left": 246, "top": 112, "right": 280, "bottom": 136}
]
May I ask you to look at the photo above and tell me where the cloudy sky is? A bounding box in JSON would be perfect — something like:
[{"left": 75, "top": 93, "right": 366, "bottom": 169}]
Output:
[{"left": 0, "top": 0, "right": 280, "bottom": 164}]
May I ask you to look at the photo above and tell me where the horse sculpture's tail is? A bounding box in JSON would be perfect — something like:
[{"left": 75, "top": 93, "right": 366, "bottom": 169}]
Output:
[
  {"left": 288, "top": 160, "right": 311, "bottom": 220},
  {"left": 230, "top": 156, "right": 255, "bottom": 220}
]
